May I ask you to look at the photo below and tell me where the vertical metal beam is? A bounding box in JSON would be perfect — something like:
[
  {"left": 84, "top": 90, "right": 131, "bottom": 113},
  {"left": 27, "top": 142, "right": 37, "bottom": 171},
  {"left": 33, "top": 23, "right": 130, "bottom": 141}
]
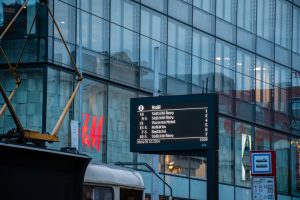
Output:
[{"left": 207, "top": 149, "right": 218, "bottom": 200}]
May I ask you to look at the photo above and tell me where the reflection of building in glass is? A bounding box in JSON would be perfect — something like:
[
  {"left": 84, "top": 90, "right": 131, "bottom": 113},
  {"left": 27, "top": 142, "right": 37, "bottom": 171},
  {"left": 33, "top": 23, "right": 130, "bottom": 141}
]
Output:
[{"left": 1, "top": 0, "right": 300, "bottom": 199}]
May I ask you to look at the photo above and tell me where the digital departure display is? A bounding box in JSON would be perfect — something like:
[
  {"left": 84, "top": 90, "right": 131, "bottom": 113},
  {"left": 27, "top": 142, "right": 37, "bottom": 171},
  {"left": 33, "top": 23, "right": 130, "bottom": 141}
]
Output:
[{"left": 130, "top": 94, "right": 218, "bottom": 152}]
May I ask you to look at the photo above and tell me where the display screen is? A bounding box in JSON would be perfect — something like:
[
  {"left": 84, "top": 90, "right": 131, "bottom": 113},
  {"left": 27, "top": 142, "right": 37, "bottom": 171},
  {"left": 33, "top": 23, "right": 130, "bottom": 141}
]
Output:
[{"left": 130, "top": 94, "right": 218, "bottom": 152}]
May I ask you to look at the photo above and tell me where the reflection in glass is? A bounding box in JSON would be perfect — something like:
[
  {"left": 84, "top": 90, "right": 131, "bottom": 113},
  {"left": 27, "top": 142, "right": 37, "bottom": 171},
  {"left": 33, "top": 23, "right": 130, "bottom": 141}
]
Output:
[
  {"left": 168, "top": 19, "right": 192, "bottom": 53},
  {"left": 275, "top": 0, "right": 292, "bottom": 49},
  {"left": 235, "top": 122, "right": 252, "bottom": 187},
  {"left": 216, "top": 0, "right": 236, "bottom": 24},
  {"left": 219, "top": 117, "right": 233, "bottom": 184},
  {"left": 255, "top": 128, "right": 272, "bottom": 150},
  {"left": 165, "top": 155, "right": 189, "bottom": 176},
  {"left": 291, "top": 138, "right": 300, "bottom": 196},
  {"left": 237, "top": 0, "right": 256, "bottom": 33},
  {"left": 74, "top": 79, "right": 107, "bottom": 164},
  {"left": 273, "top": 133, "right": 289, "bottom": 193},
  {"left": 293, "top": 6, "right": 300, "bottom": 54},
  {"left": 141, "top": 6, "right": 167, "bottom": 43},
  {"left": 111, "top": 0, "right": 140, "bottom": 32},
  {"left": 107, "top": 86, "right": 136, "bottom": 163},
  {"left": 257, "top": 0, "right": 275, "bottom": 41}
]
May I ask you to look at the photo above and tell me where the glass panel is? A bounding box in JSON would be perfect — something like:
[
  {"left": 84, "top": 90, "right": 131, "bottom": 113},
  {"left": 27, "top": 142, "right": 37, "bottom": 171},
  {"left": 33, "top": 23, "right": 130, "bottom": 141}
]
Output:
[
  {"left": 167, "top": 47, "right": 191, "bottom": 83},
  {"left": 46, "top": 68, "right": 73, "bottom": 150},
  {"left": 79, "top": 0, "right": 109, "bottom": 19},
  {"left": 107, "top": 86, "right": 136, "bottom": 163},
  {"left": 141, "top": 6, "right": 167, "bottom": 43},
  {"left": 165, "top": 155, "right": 188, "bottom": 176},
  {"left": 141, "top": 0, "right": 167, "bottom": 13},
  {"left": 111, "top": 0, "right": 140, "bottom": 32},
  {"left": 110, "top": 24, "right": 139, "bottom": 63},
  {"left": 140, "top": 36, "right": 167, "bottom": 92},
  {"left": 79, "top": 11, "right": 109, "bottom": 53},
  {"left": 237, "top": 28, "right": 256, "bottom": 52},
  {"left": 216, "top": 19, "right": 236, "bottom": 43},
  {"left": 216, "top": 0, "right": 236, "bottom": 24},
  {"left": 190, "top": 156, "right": 207, "bottom": 179},
  {"left": 0, "top": 69, "right": 43, "bottom": 134},
  {"left": 219, "top": 117, "right": 233, "bottom": 184},
  {"left": 193, "top": 8, "right": 215, "bottom": 34},
  {"left": 168, "top": 19, "right": 192, "bottom": 53},
  {"left": 255, "top": 127, "right": 272, "bottom": 150},
  {"left": 215, "top": 40, "right": 236, "bottom": 70},
  {"left": 192, "top": 56, "right": 214, "bottom": 93},
  {"left": 275, "top": 0, "right": 292, "bottom": 49},
  {"left": 293, "top": 6, "right": 300, "bottom": 54},
  {"left": 257, "top": 0, "right": 275, "bottom": 41},
  {"left": 193, "top": 0, "right": 215, "bottom": 14},
  {"left": 74, "top": 79, "right": 107, "bottom": 164},
  {"left": 192, "top": 29, "right": 215, "bottom": 62},
  {"left": 273, "top": 133, "right": 289, "bottom": 193},
  {"left": 291, "top": 138, "right": 300, "bottom": 196},
  {"left": 237, "top": 0, "right": 256, "bottom": 33},
  {"left": 292, "top": 70, "right": 300, "bottom": 135},
  {"left": 0, "top": 0, "right": 37, "bottom": 35},
  {"left": 235, "top": 122, "right": 252, "bottom": 187},
  {"left": 54, "top": 0, "right": 76, "bottom": 43},
  {"left": 168, "top": 0, "right": 192, "bottom": 24},
  {"left": 255, "top": 57, "right": 274, "bottom": 127},
  {"left": 215, "top": 65, "right": 235, "bottom": 115}
]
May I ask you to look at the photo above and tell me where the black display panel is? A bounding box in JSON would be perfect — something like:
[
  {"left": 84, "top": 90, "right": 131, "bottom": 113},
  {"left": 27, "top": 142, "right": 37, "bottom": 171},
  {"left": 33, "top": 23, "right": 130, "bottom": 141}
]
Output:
[{"left": 130, "top": 94, "right": 218, "bottom": 152}]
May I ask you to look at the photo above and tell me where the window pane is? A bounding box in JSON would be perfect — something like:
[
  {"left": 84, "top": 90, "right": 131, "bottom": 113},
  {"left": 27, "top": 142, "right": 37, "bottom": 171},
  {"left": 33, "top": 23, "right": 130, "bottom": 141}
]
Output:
[
  {"left": 237, "top": 0, "right": 256, "bottom": 33},
  {"left": 141, "top": 6, "right": 167, "bottom": 43},
  {"left": 215, "top": 40, "right": 236, "bottom": 70},
  {"left": 255, "top": 128, "right": 272, "bottom": 150},
  {"left": 79, "top": 12, "right": 109, "bottom": 53},
  {"left": 190, "top": 156, "right": 207, "bottom": 179},
  {"left": 168, "top": 19, "right": 192, "bottom": 53},
  {"left": 235, "top": 122, "right": 252, "bottom": 187},
  {"left": 111, "top": 0, "right": 140, "bottom": 32},
  {"left": 275, "top": 0, "right": 292, "bottom": 49},
  {"left": 141, "top": 0, "right": 167, "bottom": 13},
  {"left": 0, "top": 69, "right": 43, "bottom": 135},
  {"left": 273, "top": 133, "right": 289, "bottom": 193},
  {"left": 215, "top": 65, "right": 235, "bottom": 115},
  {"left": 193, "top": 8, "right": 215, "bottom": 34},
  {"left": 168, "top": 0, "right": 192, "bottom": 24},
  {"left": 192, "top": 56, "right": 214, "bottom": 93},
  {"left": 54, "top": 1, "right": 76, "bottom": 43},
  {"left": 165, "top": 155, "right": 189, "bottom": 176},
  {"left": 167, "top": 47, "right": 191, "bottom": 83},
  {"left": 216, "top": 0, "right": 236, "bottom": 24},
  {"left": 293, "top": 6, "right": 300, "bottom": 54},
  {"left": 193, "top": 0, "right": 215, "bottom": 14},
  {"left": 257, "top": 0, "right": 275, "bottom": 41},
  {"left": 193, "top": 29, "right": 215, "bottom": 62},
  {"left": 107, "top": 86, "right": 136, "bottom": 163},
  {"left": 74, "top": 79, "right": 107, "bottom": 164},
  {"left": 79, "top": 0, "right": 109, "bottom": 19},
  {"left": 219, "top": 117, "right": 233, "bottom": 184},
  {"left": 291, "top": 138, "right": 300, "bottom": 196},
  {"left": 47, "top": 68, "right": 73, "bottom": 150}
]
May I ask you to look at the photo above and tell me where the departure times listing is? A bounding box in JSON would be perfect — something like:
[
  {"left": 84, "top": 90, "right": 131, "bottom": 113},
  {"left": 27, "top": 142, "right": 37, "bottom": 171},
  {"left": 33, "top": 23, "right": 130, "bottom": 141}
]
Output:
[
  {"left": 137, "top": 105, "right": 208, "bottom": 144},
  {"left": 130, "top": 94, "right": 218, "bottom": 152}
]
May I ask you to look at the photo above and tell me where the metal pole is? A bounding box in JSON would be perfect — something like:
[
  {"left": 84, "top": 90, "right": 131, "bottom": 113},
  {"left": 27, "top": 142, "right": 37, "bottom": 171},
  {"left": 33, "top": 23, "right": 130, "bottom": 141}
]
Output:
[
  {"left": 152, "top": 47, "right": 160, "bottom": 200},
  {"left": 78, "top": 0, "right": 83, "bottom": 152}
]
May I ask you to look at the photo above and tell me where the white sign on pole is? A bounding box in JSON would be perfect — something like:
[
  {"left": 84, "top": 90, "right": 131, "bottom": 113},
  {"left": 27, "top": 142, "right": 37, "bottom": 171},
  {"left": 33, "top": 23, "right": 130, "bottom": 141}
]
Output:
[
  {"left": 251, "top": 152, "right": 272, "bottom": 174},
  {"left": 70, "top": 120, "right": 79, "bottom": 149},
  {"left": 252, "top": 176, "right": 275, "bottom": 200}
]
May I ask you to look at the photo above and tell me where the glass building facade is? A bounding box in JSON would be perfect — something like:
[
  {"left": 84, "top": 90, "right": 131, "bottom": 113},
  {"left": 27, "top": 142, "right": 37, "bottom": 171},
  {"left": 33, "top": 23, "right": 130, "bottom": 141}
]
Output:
[{"left": 1, "top": 0, "right": 300, "bottom": 199}]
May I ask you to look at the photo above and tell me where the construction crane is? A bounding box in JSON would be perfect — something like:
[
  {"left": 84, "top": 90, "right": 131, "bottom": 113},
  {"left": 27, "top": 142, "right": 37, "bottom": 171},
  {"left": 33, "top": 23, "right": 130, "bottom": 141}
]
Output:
[{"left": 0, "top": 0, "right": 82, "bottom": 145}]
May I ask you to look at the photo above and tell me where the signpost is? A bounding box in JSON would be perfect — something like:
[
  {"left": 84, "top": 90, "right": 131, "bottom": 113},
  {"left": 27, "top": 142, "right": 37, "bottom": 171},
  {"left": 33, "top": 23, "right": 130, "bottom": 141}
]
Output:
[{"left": 250, "top": 151, "right": 276, "bottom": 200}]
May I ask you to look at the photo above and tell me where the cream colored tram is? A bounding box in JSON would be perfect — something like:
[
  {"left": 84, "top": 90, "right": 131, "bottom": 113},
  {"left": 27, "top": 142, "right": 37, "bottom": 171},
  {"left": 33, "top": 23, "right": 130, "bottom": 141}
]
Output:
[{"left": 83, "top": 164, "right": 145, "bottom": 200}]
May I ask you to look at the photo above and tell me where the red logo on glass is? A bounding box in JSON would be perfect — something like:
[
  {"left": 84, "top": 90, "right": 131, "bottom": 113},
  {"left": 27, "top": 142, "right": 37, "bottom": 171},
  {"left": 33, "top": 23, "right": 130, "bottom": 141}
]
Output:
[{"left": 81, "top": 113, "right": 103, "bottom": 152}]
